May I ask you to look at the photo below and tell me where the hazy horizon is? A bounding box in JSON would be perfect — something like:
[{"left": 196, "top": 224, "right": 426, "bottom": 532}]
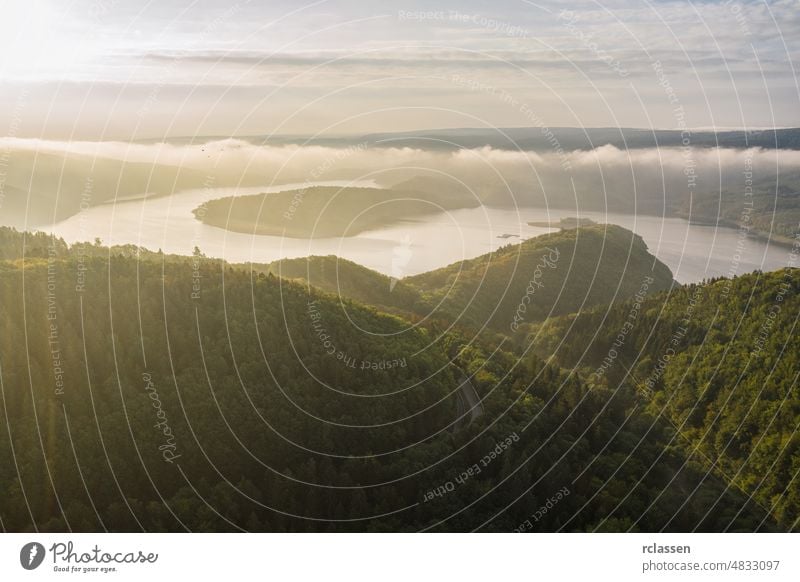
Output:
[
  {"left": 10, "top": 124, "right": 800, "bottom": 144},
  {"left": 2, "top": 0, "right": 799, "bottom": 140}
]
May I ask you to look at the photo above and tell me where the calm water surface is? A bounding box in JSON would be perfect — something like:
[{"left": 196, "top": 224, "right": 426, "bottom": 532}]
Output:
[{"left": 43, "top": 183, "right": 792, "bottom": 283}]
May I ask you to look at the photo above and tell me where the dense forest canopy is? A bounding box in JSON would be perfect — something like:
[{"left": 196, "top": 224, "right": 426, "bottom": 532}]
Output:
[
  {"left": 532, "top": 268, "right": 800, "bottom": 528},
  {"left": 0, "top": 226, "right": 795, "bottom": 532}
]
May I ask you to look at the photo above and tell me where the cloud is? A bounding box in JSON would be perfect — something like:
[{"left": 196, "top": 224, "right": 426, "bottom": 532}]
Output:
[{"left": 2, "top": 137, "right": 798, "bottom": 216}]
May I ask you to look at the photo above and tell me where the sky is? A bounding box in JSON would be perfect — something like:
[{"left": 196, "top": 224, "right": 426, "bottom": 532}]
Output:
[{"left": 0, "top": 0, "right": 798, "bottom": 139}]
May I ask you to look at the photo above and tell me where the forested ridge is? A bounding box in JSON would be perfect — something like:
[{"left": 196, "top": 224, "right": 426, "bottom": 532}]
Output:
[
  {"left": 260, "top": 225, "right": 675, "bottom": 333},
  {"left": 0, "top": 227, "right": 789, "bottom": 531},
  {"left": 532, "top": 269, "right": 800, "bottom": 530},
  {"left": 406, "top": 224, "right": 674, "bottom": 330}
]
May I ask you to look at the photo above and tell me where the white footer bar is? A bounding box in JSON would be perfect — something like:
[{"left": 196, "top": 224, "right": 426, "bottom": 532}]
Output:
[{"left": 1, "top": 533, "right": 796, "bottom": 581}]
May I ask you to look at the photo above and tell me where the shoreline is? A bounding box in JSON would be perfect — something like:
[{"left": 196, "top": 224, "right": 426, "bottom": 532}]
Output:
[{"left": 678, "top": 215, "right": 798, "bottom": 250}]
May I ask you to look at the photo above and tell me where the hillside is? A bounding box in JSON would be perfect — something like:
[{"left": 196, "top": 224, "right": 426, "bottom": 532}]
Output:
[
  {"left": 405, "top": 225, "right": 675, "bottom": 332},
  {"left": 254, "top": 255, "right": 422, "bottom": 317},
  {"left": 248, "top": 224, "right": 674, "bottom": 334},
  {"left": 675, "top": 169, "right": 800, "bottom": 246},
  {"left": 0, "top": 227, "right": 773, "bottom": 532},
  {"left": 533, "top": 269, "right": 800, "bottom": 529},
  {"left": 0, "top": 149, "right": 210, "bottom": 228}
]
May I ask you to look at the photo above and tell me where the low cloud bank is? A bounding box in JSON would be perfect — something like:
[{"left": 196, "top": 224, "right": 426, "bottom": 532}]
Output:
[{"left": 2, "top": 137, "right": 798, "bottom": 226}]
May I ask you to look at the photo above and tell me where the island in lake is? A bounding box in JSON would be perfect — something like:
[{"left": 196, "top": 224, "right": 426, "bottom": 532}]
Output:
[{"left": 193, "top": 178, "right": 478, "bottom": 238}]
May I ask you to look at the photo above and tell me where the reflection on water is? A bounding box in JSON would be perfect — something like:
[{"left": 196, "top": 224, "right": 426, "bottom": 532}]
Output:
[{"left": 42, "top": 183, "right": 792, "bottom": 284}]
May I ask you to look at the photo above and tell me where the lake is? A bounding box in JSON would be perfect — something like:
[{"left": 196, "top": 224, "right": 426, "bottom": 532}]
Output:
[{"left": 43, "top": 181, "right": 793, "bottom": 284}]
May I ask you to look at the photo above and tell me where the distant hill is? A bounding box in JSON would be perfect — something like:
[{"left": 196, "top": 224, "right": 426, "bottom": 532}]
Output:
[
  {"left": 228, "top": 127, "right": 800, "bottom": 241},
  {"left": 231, "top": 127, "right": 800, "bottom": 152},
  {"left": 0, "top": 149, "right": 210, "bottom": 228},
  {"left": 7, "top": 128, "right": 799, "bottom": 237},
  {"left": 674, "top": 169, "right": 800, "bottom": 246}
]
